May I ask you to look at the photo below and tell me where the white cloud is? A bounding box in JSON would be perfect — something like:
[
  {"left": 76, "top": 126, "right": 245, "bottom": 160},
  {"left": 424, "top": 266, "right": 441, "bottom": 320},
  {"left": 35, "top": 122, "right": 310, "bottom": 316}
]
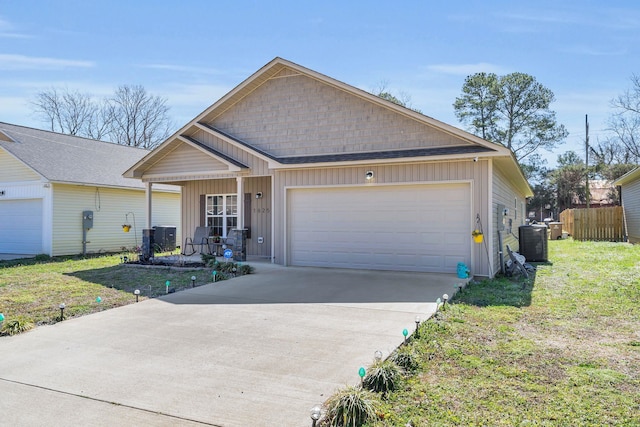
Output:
[
  {"left": 0, "top": 16, "right": 31, "bottom": 39},
  {"left": 0, "top": 54, "right": 94, "bottom": 70},
  {"left": 425, "top": 63, "right": 508, "bottom": 76}
]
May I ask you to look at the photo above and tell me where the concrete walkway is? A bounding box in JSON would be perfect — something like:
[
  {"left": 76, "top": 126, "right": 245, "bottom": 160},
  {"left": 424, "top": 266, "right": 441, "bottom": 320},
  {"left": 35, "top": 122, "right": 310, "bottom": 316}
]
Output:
[{"left": 0, "top": 264, "right": 464, "bottom": 426}]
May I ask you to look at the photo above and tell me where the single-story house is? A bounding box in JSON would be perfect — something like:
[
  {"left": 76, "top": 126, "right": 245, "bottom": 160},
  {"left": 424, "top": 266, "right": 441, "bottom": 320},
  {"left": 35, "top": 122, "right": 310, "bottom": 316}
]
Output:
[
  {"left": 0, "top": 122, "right": 181, "bottom": 256},
  {"left": 125, "top": 58, "right": 532, "bottom": 277},
  {"left": 613, "top": 167, "right": 640, "bottom": 243}
]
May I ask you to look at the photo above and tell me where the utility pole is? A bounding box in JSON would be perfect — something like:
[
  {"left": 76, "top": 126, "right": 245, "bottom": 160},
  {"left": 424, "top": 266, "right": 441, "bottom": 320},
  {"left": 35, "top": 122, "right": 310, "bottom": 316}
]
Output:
[{"left": 585, "top": 114, "right": 590, "bottom": 239}]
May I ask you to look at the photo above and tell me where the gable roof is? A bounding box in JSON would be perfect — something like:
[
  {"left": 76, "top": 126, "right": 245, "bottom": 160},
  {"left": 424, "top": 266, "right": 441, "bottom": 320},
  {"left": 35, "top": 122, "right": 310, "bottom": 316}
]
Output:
[
  {"left": 124, "top": 57, "right": 531, "bottom": 196},
  {"left": 613, "top": 167, "right": 640, "bottom": 186},
  {"left": 0, "top": 122, "right": 178, "bottom": 191}
]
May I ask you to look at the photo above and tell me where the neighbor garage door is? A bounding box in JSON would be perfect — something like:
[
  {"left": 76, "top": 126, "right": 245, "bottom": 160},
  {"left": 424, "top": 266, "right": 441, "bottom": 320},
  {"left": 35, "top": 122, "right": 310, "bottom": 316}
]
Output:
[
  {"left": 0, "top": 199, "right": 43, "bottom": 254},
  {"left": 287, "top": 183, "right": 471, "bottom": 273}
]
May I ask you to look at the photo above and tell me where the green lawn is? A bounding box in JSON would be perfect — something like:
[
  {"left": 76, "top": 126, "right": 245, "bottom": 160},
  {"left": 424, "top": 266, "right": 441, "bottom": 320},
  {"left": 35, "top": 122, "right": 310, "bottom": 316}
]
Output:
[
  {"left": 364, "top": 240, "right": 640, "bottom": 426},
  {"left": 0, "top": 254, "right": 212, "bottom": 330}
]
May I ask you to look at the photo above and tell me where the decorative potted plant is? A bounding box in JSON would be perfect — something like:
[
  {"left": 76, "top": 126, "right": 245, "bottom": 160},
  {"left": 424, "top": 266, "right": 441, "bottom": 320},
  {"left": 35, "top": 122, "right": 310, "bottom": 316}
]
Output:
[
  {"left": 122, "top": 224, "right": 131, "bottom": 233},
  {"left": 472, "top": 229, "right": 483, "bottom": 243}
]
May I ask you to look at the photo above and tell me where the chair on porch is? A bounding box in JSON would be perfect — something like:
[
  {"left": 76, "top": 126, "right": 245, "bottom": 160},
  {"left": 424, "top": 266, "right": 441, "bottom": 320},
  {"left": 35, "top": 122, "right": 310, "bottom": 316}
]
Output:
[{"left": 183, "top": 226, "right": 213, "bottom": 256}]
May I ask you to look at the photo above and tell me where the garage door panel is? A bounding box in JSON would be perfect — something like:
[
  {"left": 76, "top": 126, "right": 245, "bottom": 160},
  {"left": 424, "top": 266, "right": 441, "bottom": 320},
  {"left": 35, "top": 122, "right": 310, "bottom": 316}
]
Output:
[
  {"left": 0, "top": 199, "right": 43, "bottom": 254},
  {"left": 288, "top": 184, "right": 471, "bottom": 273}
]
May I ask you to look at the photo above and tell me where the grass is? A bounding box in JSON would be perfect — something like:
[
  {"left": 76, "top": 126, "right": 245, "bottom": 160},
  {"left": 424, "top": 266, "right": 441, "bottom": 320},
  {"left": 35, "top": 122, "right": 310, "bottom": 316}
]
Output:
[
  {"left": 362, "top": 239, "right": 640, "bottom": 427},
  {"left": 0, "top": 253, "right": 215, "bottom": 331}
]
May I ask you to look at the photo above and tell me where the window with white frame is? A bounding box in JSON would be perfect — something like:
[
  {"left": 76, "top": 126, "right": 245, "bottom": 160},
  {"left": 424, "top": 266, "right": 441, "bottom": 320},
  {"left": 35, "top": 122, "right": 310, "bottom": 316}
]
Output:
[{"left": 206, "top": 194, "right": 237, "bottom": 237}]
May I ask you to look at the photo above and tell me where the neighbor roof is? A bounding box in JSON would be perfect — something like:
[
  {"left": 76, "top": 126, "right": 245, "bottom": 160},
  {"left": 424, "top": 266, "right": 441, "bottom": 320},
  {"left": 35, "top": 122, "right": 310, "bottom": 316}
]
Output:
[
  {"left": 613, "top": 167, "right": 640, "bottom": 186},
  {"left": 0, "top": 122, "right": 178, "bottom": 191}
]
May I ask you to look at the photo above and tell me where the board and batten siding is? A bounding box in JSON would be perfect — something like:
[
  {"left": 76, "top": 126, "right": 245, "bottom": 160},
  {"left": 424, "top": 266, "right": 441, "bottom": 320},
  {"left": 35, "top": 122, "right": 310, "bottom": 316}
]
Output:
[
  {"left": 621, "top": 179, "right": 640, "bottom": 243},
  {"left": 273, "top": 160, "right": 491, "bottom": 276},
  {"left": 0, "top": 148, "right": 41, "bottom": 182},
  {"left": 492, "top": 163, "right": 527, "bottom": 271},
  {"left": 51, "top": 184, "right": 181, "bottom": 256},
  {"left": 180, "top": 176, "right": 272, "bottom": 257},
  {"left": 209, "top": 72, "right": 471, "bottom": 158}
]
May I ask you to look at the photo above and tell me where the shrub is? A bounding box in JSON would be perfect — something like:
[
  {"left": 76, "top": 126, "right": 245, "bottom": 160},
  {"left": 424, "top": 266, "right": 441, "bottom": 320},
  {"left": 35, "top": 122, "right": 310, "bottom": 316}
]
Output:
[
  {"left": 1, "top": 316, "right": 35, "bottom": 336},
  {"left": 363, "top": 360, "right": 402, "bottom": 394},
  {"left": 392, "top": 346, "right": 419, "bottom": 373},
  {"left": 324, "top": 386, "right": 379, "bottom": 427}
]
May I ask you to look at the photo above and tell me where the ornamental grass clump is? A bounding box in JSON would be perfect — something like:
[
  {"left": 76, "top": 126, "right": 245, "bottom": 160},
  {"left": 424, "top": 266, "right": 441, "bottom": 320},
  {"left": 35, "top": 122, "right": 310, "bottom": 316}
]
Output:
[
  {"left": 391, "top": 346, "right": 419, "bottom": 373},
  {"left": 363, "top": 359, "right": 402, "bottom": 394},
  {"left": 324, "top": 385, "right": 379, "bottom": 427},
  {"left": 1, "top": 316, "right": 35, "bottom": 336}
]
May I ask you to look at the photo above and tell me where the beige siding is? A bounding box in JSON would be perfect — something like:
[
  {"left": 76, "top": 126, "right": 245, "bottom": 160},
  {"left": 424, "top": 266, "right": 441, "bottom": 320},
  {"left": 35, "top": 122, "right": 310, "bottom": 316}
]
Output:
[
  {"left": 210, "top": 73, "right": 470, "bottom": 158},
  {"left": 621, "top": 179, "right": 640, "bottom": 243},
  {"left": 273, "top": 160, "right": 491, "bottom": 276},
  {"left": 145, "top": 144, "right": 229, "bottom": 175},
  {"left": 51, "top": 184, "right": 180, "bottom": 256},
  {"left": 180, "top": 177, "right": 272, "bottom": 257},
  {"left": 0, "top": 148, "right": 40, "bottom": 182},
  {"left": 193, "top": 129, "right": 271, "bottom": 176},
  {"left": 492, "top": 164, "right": 527, "bottom": 271}
]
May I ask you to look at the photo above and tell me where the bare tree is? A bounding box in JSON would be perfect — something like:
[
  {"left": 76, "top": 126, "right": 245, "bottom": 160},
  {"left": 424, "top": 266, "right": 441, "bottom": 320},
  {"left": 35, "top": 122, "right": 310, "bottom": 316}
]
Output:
[
  {"left": 608, "top": 74, "right": 640, "bottom": 160},
  {"left": 32, "top": 88, "right": 99, "bottom": 136},
  {"left": 105, "top": 85, "right": 172, "bottom": 149},
  {"left": 31, "top": 85, "right": 173, "bottom": 149}
]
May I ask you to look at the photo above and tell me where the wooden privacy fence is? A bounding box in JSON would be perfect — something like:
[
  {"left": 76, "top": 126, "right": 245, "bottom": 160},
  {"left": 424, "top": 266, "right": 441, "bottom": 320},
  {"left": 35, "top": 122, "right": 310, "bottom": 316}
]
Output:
[{"left": 559, "top": 206, "right": 624, "bottom": 241}]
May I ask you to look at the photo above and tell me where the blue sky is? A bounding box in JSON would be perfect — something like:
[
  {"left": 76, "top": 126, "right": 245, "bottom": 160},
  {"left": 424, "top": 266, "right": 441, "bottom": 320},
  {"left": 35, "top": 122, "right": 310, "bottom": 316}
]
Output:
[{"left": 1, "top": 1, "right": 639, "bottom": 166}]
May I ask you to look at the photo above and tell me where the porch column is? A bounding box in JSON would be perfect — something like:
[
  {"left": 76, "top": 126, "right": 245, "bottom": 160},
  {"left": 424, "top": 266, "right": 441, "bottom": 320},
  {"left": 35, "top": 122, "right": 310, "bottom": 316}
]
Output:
[
  {"left": 145, "top": 182, "right": 153, "bottom": 228},
  {"left": 236, "top": 176, "right": 244, "bottom": 230}
]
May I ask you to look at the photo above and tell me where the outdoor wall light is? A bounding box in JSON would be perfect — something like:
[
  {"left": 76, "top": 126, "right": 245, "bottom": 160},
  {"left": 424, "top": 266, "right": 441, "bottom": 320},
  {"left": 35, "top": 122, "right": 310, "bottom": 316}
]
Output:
[
  {"left": 374, "top": 350, "right": 383, "bottom": 362},
  {"left": 134, "top": 289, "right": 140, "bottom": 303},
  {"left": 191, "top": 275, "right": 196, "bottom": 288},
  {"left": 365, "top": 170, "right": 374, "bottom": 180},
  {"left": 310, "top": 405, "right": 322, "bottom": 427},
  {"left": 59, "top": 303, "right": 66, "bottom": 321},
  {"left": 255, "top": 192, "right": 263, "bottom": 199}
]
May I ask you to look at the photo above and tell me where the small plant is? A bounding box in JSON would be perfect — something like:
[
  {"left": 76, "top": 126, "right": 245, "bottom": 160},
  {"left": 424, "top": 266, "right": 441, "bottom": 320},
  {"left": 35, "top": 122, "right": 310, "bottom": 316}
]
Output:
[
  {"left": 1, "top": 316, "right": 35, "bottom": 336},
  {"left": 391, "top": 346, "right": 419, "bottom": 373},
  {"left": 363, "top": 359, "right": 402, "bottom": 394},
  {"left": 324, "top": 386, "right": 379, "bottom": 427}
]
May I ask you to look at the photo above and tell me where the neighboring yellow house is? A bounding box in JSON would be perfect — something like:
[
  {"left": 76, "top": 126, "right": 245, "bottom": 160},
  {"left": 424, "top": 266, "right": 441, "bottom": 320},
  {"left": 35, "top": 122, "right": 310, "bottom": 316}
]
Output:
[
  {"left": 126, "top": 58, "right": 532, "bottom": 277},
  {"left": 0, "top": 122, "right": 181, "bottom": 256}
]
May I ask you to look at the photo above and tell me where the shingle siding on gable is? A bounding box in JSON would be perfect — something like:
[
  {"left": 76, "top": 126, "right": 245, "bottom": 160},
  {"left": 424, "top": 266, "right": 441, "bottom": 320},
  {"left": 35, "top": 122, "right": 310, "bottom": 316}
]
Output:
[
  {"left": 621, "top": 179, "right": 640, "bottom": 243},
  {"left": 0, "top": 148, "right": 40, "bottom": 182},
  {"left": 209, "top": 73, "right": 468, "bottom": 158}
]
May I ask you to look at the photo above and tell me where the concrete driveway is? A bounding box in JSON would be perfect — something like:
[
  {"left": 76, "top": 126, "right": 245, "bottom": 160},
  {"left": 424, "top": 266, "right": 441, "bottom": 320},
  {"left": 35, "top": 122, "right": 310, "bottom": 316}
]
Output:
[{"left": 0, "top": 264, "right": 463, "bottom": 426}]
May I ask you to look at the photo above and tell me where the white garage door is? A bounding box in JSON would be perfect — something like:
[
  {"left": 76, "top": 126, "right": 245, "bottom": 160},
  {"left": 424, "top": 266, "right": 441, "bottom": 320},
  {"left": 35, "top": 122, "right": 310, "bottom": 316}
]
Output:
[
  {"left": 288, "top": 184, "right": 471, "bottom": 273},
  {"left": 0, "top": 199, "right": 43, "bottom": 254}
]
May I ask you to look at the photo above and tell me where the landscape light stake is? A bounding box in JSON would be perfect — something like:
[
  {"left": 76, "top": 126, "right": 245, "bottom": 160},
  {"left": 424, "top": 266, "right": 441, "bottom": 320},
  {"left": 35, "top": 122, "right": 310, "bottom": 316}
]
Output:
[
  {"left": 165, "top": 280, "right": 170, "bottom": 294},
  {"left": 374, "top": 350, "right": 383, "bottom": 362},
  {"left": 212, "top": 270, "right": 217, "bottom": 282},
  {"left": 358, "top": 367, "right": 366, "bottom": 386},
  {"left": 59, "top": 303, "right": 65, "bottom": 321},
  {"left": 436, "top": 297, "right": 441, "bottom": 310},
  {"left": 415, "top": 315, "right": 421, "bottom": 337},
  {"left": 310, "top": 405, "right": 321, "bottom": 427},
  {"left": 134, "top": 289, "right": 140, "bottom": 303},
  {"left": 402, "top": 328, "right": 409, "bottom": 344},
  {"left": 191, "top": 275, "right": 196, "bottom": 288},
  {"left": 442, "top": 293, "right": 449, "bottom": 310},
  {"left": 0, "top": 312, "right": 5, "bottom": 325}
]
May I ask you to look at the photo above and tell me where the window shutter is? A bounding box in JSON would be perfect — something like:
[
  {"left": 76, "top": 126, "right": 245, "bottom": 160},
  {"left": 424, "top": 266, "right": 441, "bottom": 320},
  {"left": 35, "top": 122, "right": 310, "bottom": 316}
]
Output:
[{"left": 200, "top": 195, "right": 205, "bottom": 226}]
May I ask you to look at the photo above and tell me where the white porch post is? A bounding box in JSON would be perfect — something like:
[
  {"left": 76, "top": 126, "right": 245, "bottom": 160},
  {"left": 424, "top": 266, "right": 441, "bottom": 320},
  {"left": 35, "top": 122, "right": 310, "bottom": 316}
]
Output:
[
  {"left": 236, "top": 176, "right": 244, "bottom": 230},
  {"left": 145, "top": 182, "right": 153, "bottom": 228}
]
